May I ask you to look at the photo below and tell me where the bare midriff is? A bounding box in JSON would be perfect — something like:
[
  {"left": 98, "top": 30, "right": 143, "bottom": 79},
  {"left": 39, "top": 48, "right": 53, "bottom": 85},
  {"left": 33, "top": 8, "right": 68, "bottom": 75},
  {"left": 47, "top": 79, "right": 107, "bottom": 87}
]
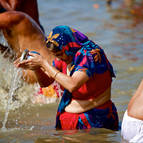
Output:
[{"left": 65, "top": 87, "right": 111, "bottom": 113}]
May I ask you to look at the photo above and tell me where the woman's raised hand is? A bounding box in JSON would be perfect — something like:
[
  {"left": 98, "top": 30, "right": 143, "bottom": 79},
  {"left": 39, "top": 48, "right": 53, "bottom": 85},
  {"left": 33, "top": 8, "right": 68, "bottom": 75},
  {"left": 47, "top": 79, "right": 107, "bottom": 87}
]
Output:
[{"left": 14, "top": 52, "right": 45, "bottom": 71}]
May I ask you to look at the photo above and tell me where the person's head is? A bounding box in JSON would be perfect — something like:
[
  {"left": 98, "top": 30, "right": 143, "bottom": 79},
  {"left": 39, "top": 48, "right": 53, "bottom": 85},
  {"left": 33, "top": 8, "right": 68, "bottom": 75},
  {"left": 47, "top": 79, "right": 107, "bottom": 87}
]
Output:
[
  {"left": 46, "top": 25, "right": 89, "bottom": 63},
  {"left": 46, "top": 41, "right": 72, "bottom": 63}
]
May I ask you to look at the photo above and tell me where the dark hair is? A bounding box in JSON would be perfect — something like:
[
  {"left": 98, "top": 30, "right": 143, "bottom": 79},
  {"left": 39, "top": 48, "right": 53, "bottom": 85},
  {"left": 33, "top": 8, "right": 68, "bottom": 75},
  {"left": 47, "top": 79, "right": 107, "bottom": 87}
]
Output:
[{"left": 46, "top": 41, "right": 60, "bottom": 52}]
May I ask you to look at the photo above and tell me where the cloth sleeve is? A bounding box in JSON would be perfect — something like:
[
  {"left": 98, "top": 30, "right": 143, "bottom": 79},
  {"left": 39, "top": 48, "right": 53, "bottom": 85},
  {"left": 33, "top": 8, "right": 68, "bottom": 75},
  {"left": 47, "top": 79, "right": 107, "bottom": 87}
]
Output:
[
  {"left": 73, "top": 48, "right": 111, "bottom": 77},
  {"left": 74, "top": 51, "right": 95, "bottom": 77}
]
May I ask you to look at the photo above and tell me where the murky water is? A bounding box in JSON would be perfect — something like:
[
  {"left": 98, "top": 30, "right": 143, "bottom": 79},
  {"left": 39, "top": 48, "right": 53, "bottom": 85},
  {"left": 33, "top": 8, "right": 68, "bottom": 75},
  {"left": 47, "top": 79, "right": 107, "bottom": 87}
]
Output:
[{"left": 0, "top": 0, "right": 143, "bottom": 142}]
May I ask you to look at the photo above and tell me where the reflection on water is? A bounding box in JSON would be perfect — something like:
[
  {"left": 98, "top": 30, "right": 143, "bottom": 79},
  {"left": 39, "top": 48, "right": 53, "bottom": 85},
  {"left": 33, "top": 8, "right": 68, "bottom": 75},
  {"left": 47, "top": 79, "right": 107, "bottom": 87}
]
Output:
[
  {"left": 0, "top": 125, "right": 120, "bottom": 143},
  {"left": 0, "top": 0, "right": 143, "bottom": 142}
]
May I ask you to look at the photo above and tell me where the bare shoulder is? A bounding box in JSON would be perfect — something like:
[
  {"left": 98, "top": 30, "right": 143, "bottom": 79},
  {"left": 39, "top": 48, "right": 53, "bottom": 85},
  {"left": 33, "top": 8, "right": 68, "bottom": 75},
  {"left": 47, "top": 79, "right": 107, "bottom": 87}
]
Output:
[
  {"left": 0, "top": 11, "right": 35, "bottom": 22},
  {"left": 0, "top": 11, "right": 25, "bottom": 18},
  {"left": 127, "top": 79, "right": 143, "bottom": 118},
  {"left": 0, "top": 11, "right": 23, "bottom": 24},
  {"left": 0, "top": 11, "right": 35, "bottom": 28}
]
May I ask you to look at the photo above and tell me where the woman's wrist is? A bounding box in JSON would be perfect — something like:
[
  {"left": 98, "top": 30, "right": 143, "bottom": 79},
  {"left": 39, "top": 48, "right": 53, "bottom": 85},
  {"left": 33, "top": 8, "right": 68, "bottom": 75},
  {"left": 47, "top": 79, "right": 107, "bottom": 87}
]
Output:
[
  {"left": 42, "top": 59, "right": 60, "bottom": 79},
  {"left": 53, "top": 71, "right": 60, "bottom": 79}
]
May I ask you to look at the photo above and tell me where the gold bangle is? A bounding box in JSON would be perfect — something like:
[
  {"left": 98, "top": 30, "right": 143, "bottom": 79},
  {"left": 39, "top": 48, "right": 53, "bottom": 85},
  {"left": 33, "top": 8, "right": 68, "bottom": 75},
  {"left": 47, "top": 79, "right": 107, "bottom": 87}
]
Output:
[{"left": 53, "top": 71, "right": 60, "bottom": 79}]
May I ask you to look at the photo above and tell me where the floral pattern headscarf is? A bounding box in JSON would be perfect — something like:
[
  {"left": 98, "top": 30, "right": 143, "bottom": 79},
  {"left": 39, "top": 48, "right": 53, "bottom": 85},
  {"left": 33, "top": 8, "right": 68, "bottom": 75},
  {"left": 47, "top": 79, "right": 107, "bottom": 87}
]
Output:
[
  {"left": 46, "top": 25, "right": 115, "bottom": 77},
  {"left": 46, "top": 25, "right": 88, "bottom": 57}
]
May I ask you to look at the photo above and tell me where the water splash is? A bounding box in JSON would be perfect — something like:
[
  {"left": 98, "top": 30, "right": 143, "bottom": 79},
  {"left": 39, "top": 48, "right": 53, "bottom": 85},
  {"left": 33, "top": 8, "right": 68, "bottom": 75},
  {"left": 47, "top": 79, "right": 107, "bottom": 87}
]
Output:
[
  {"left": 0, "top": 32, "right": 61, "bottom": 132},
  {"left": 1, "top": 67, "right": 22, "bottom": 131},
  {"left": 0, "top": 33, "right": 34, "bottom": 131}
]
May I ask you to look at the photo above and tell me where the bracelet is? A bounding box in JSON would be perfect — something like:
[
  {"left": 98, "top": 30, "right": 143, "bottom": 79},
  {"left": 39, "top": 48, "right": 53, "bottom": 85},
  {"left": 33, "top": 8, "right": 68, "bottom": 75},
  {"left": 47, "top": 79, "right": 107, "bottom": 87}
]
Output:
[{"left": 53, "top": 71, "right": 60, "bottom": 79}]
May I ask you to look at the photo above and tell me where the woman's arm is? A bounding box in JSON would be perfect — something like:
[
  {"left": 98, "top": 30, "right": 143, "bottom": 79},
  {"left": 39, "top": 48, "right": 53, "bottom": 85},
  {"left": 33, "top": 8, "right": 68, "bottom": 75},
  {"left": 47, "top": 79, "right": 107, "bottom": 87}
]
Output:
[
  {"left": 15, "top": 52, "right": 89, "bottom": 92},
  {"left": 42, "top": 59, "right": 89, "bottom": 93}
]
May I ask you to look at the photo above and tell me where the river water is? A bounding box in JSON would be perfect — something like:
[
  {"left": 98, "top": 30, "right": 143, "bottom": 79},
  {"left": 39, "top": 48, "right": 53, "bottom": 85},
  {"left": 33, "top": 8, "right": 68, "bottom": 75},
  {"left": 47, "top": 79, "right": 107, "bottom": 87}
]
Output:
[{"left": 0, "top": 0, "right": 143, "bottom": 142}]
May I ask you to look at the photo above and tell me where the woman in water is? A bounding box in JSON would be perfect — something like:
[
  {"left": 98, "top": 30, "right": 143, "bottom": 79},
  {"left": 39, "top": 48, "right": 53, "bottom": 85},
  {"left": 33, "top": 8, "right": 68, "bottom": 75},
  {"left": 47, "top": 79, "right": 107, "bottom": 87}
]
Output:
[{"left": 15, "top": 25, "right": 119, "bottom": 130}]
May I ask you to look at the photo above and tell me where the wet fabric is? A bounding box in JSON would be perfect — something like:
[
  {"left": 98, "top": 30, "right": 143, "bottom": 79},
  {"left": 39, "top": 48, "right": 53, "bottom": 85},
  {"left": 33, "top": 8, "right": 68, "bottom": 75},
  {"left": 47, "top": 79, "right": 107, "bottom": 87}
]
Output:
[
  {"left": 53, "top": 58, "right": 112, "bottom": 100},
  {"left": 59, "top": 100, "right": 119, "bottom": 130},
  {"left": 46, "top": 25, "right": 115, "bottom": 77},
  {"left": 121, "top": 110, "right": 143, "bottom": 142},
  {"left": 46, "top": 25, "right": 117, "bottom": 130}
]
